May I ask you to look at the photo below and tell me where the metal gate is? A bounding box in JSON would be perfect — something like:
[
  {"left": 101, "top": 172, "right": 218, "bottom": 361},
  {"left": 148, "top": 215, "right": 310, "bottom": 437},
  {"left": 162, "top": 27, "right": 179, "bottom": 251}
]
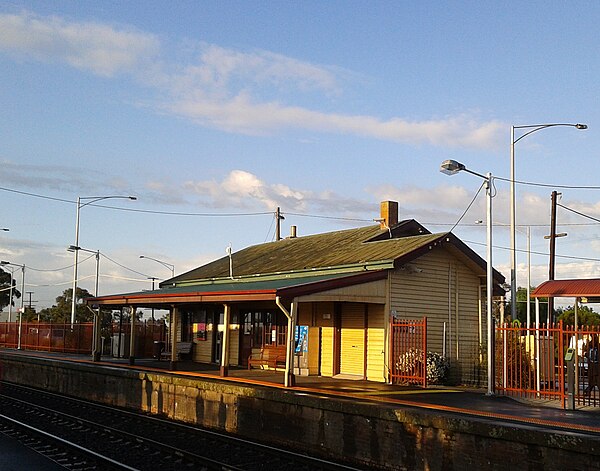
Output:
[
  {"left": 389, "top": 317, "right": 427, "bottom": 387},
  {"left": 496, "top": 321, "right": 600, "bottom": 408}
]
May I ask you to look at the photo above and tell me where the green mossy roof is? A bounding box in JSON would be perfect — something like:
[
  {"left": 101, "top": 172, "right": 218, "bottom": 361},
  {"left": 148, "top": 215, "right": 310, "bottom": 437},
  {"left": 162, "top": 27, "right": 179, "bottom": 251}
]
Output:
[{"left": 168, "top": 223, "right": 445, "bottom": 285}]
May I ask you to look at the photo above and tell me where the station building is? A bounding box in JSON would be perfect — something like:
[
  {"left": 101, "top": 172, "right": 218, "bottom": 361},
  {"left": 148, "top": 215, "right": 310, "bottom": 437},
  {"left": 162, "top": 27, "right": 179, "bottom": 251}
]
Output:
[{"left": 90, "top": 201, "right": 505, "bottom": 386}]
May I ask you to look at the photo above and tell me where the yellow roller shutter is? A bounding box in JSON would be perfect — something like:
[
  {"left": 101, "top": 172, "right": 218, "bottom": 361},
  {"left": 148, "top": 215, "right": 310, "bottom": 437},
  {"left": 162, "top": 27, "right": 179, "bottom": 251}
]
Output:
[{"left": 340, "top": 304, "right": 365, "bottom": 377}]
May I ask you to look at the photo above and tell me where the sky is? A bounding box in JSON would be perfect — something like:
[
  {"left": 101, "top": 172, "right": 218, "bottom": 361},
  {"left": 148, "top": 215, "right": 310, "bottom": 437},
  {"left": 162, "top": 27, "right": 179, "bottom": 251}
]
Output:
[{"left": 1, "top": 1, "right": 600, "bottom": 314}]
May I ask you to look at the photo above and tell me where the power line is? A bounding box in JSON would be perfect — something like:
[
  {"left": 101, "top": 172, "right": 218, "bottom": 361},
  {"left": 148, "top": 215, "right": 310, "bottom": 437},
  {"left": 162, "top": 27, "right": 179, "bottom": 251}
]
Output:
[
  {"left": 0, "top": 186, "right": 272, "bottom": 217},
  {"left": 100, "top": 252, "right": 152, "bottom": 278},
  {"left": 465, "top": 239, "right": 600, "bottom": 264},
  {"left": 449, "top": 180, "right": 486, "bottom": 232},
  {"left": 494, "top": 176, "right": 600, "bottom": 190},
  {"left": 284, "top": 212, "right": 372, "bottom": 222},
  {"left": 557, "top": 202, "right": 600, "bottom": 224},
  {"left": 0, "top": 186, "right": 74, "bottom": 204}
]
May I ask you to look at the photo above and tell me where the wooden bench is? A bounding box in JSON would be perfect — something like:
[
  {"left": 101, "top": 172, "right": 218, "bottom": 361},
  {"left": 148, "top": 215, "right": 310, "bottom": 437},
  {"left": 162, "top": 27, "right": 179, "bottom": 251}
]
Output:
[
  {"left": 248, "top": 345, "right": 287, "bottom": 370},
  {"left": 160, "top": 341, "right": 193, "bottom": 360}
]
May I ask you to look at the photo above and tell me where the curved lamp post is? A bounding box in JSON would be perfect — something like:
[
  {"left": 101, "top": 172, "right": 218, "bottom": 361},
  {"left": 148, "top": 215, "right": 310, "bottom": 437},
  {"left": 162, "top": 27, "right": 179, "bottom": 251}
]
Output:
[
  {"left": 139, "top": 255, "right": 175, "bottom": 278},
  {"left": 69, "top": 246, "right": 101, "bottom": 360},
  {"left": 509, "top": 123, "right": 587, "bottom": 321},
  {"left": 440, "top": 159, "right": 495, "bottom": 396},
  {"left": 71, "top": 195, "right": 136, "bottom": 326}
]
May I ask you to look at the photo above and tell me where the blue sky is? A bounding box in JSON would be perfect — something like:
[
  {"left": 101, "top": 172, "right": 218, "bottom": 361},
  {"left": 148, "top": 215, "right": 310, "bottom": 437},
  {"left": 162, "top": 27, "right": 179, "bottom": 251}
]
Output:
[{"left": 1, "top": 2, "right": 599, "bottom": 311}]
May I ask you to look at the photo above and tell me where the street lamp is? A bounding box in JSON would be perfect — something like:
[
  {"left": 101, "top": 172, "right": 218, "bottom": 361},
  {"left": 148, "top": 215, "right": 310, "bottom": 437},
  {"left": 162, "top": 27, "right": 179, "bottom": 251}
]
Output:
[
  {"left": 68, "top": 246, "right": 100, "bottom": 296},
  {"left": 69, "top": 245, "right": 101, "bottom": 360},
  {"left": 509, "top": 123, "right": 587, "bottom": 321},
  {"left": 71, "top": 195, "right": 136, "bottom": 326},
  {"left": 139, "top": 255, "right": 175, "bottom": 278},
  {"left": 440, "top": 159, "right": 495, "bottom": 395}
]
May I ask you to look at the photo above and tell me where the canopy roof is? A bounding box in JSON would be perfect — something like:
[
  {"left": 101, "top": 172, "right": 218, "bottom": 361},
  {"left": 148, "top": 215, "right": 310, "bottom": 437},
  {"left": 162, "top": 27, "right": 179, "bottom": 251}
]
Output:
[
  {"left": 532, "top": 279, "right": 600, "bottom": 298},
  {"left": 89, "top": 270, "right": 387, "bottom": 307}
]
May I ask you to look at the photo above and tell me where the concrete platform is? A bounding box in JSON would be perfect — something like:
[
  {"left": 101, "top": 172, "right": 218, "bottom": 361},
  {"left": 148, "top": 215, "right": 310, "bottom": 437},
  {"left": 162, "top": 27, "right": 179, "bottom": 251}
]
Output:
[
  {"left": 1, "top": 348, "right": 600, "bottom": 470},
  {"left": 2, "top": 348, "right": 599, "bottom": 435}
]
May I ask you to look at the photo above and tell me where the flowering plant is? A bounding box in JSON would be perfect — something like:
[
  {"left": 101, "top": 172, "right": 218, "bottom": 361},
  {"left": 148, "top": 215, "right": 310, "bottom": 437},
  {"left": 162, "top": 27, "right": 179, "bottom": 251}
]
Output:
[
  {"left": 425, "top": 351, "right": 450, "bottom": 384},
  {"left": 396, "top": 349, "right": 450, "bottom": 385}
]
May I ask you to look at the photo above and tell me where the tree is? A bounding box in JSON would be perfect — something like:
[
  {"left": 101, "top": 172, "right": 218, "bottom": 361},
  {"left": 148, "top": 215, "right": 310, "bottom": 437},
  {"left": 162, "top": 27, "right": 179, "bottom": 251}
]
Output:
[
  {"left": 556, "top": 305, "right": 600, "bottom": 327},
  {"left": 0, "top": 267, "right": 21, "bottom": 311},
  {"left": 37, "top": 287, "right": 97, "bottom": 323}
]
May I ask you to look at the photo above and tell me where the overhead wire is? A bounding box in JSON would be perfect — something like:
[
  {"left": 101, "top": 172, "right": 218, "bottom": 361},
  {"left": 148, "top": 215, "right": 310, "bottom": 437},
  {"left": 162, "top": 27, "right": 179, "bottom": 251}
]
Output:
[
  {"left": 494, "top": 176, "right": 600, "bottom": 190},
  {"left": 284, "top": 212, "right": 372, "bottom": 222},
  {"left": 0, "top": 186, "right": 272, "bottom": 217},
  {"left": 557, "top": 202, "right": 600, "bottom": 225},
  {"left": 264, "top": 211, "right": 276, "bottom": 242},
  {"left": 449, "top": 180, "right": 486, "bottom": 232},
  {"left": 465, "top": 239, "right": 600, "bottom": 263}
]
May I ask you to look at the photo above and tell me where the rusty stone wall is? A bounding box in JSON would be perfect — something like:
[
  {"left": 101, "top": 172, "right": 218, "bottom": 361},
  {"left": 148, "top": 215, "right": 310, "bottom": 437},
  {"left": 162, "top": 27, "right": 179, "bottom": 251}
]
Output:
[{"left": 1, "top": 353, "right": 598, "bottom": 470}]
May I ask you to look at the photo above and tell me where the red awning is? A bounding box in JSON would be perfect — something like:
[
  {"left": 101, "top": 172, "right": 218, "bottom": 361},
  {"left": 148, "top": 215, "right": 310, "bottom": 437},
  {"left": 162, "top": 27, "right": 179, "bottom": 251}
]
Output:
[{"left": 531, "top": 279, "right": 600, "bottom": 298}]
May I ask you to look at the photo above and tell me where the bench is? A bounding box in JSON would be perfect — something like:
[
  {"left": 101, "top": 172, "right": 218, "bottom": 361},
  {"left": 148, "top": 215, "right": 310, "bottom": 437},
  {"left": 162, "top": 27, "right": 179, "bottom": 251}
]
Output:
[
  {"left": 160, "top": 341, "right": 193, "bottom": 360},
  {"left": 248, "top": 345, "right": 287, "bottom": 370}
]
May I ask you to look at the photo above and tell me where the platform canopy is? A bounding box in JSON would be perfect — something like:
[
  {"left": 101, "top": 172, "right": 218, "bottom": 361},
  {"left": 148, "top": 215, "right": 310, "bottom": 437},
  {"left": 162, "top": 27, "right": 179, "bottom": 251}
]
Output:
[{"left": 532, "top": 279, "right": 600, "bottom": 302}]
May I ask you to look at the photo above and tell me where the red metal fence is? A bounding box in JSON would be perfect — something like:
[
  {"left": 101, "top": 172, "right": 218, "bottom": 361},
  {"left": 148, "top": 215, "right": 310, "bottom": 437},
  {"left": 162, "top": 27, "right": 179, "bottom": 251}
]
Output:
[
  {"left": 496, "top": 322, "right": 600, "bottom": 408},
  {"left": 389, "top": 317, "right": 427, "bottom": 387},
  {"left": 0, "top": 320, "right": 168, "bottom": 358},
  {"left": 0, "top": 321, "right": 93, "bottom": 354}
]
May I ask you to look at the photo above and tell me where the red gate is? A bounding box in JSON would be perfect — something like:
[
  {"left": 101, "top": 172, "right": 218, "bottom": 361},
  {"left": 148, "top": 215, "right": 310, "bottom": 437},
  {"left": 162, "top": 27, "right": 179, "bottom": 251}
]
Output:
[
  {"left": 389, "top": 317, "right": 427, "bottom": 387},
  {"left": 496, "top": 321, "right": 600, "bottom": 408}
]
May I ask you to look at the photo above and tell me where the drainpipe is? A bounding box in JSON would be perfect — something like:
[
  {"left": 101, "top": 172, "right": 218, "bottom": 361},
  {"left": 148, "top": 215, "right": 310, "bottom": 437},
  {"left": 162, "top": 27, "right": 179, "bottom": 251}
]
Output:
[
  {"left": 276, "top": 296, "right": 297, "bottom": 387},
  {"left": 129, "top": 305, "right": 136, "bottom": 366},
  {"left": 170, "top": 306, "right": 178, "bottom": 371},
  {"left": 220, "top": 304, "right": 231, "bottom": 377}
]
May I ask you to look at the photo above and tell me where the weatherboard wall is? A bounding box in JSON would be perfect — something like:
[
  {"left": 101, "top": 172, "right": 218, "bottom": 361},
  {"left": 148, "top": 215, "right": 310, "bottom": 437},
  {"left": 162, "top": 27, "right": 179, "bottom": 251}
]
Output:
[{"left": 390, "top": 248, "right": 485, "bottom": 385}]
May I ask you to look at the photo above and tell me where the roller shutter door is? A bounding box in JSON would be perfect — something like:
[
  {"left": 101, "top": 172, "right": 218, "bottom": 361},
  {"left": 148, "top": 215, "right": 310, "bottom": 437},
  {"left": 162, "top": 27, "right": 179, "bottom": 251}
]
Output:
[{"left": 340, "top": 304, "right": 365, "bottom": 377}]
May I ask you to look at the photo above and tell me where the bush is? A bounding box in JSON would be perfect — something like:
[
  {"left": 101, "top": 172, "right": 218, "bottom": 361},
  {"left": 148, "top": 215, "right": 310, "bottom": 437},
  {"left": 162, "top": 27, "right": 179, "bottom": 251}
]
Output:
[
  {"left": 396, "top": 348, "right": 450, "bottom": 385},
  {"left": 426, "top": 351, "right": 450, "bottom": 384}
]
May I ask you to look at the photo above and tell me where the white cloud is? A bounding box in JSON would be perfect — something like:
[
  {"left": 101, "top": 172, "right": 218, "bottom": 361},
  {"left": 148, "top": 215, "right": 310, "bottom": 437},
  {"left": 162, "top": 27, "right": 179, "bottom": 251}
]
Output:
[
  {"left": 0, "top": 11, "right": 503, "bottom": 149},
  {"left": 167, "top": 95, "right": 503, "bottom": 149},
  {"left": 186, "top": 44, "right": 341, "bottom": 94},
  {"left": 182, "top": 169, "right": 372, "bottom": 216},
  {"left": 0, "top": 12, "right": 160, "bottom": 76},
  {"left": 369, "top": 183, "right": 471, "bottom": 209}
]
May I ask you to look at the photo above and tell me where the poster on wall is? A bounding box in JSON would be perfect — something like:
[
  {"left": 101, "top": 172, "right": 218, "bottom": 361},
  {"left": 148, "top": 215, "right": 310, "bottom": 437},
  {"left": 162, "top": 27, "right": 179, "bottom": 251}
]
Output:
[
  {"left": 294, "top": 325, "right": 308, "bottom": 353},
  {"left": 193, "top": 322, "right": 207, "bottom": 341}
]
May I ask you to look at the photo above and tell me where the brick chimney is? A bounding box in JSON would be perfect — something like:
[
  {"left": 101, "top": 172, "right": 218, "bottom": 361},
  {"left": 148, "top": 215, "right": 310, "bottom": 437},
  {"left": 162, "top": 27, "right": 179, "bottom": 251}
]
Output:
[{"left": 379, "top": 201, "right": 398, "bottom": 229}]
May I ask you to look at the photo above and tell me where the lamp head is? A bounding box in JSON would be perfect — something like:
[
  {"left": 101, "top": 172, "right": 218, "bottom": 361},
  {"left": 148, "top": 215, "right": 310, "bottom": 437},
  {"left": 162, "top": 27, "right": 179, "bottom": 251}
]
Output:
[
  {"left": 576, "top": 123, "right": 588, "bottom": 130},
  {"left": 139, "top": 255, "right": 145, "bottom": 259},
  {"left": 67, "top": 245, "right": 80, "bottom": 252},
  {"left": 440, "top": 159, "right": 465, "bottom": 176},
  {"left": 129, "top": 196, "right": 137, "bottom": 201},
  {"left": 0, "top": 261, "right": 9, "bottom": 266}
]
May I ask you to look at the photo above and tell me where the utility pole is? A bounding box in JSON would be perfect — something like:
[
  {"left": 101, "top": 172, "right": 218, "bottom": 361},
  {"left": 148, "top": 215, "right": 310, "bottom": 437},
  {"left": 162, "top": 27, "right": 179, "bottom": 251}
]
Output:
[
  {"left": 275, "top": 207, "right": 285, "bottom": 241},
  {"left": 25, "top": 291, "right": 37, "bottom": 319},
  {"left": 545, "top": 191, "right": 567, "bottom": 324}
]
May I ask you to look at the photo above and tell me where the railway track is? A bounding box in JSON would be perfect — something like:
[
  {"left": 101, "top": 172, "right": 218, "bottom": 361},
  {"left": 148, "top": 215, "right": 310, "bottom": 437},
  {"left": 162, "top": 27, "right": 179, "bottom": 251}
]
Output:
[{"left": 0, "top": 381, "right": 363, "bottom": 470}]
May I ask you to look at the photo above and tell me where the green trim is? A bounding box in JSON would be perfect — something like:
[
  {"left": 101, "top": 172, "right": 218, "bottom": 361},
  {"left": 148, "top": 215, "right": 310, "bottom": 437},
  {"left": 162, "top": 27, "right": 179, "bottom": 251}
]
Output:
[{"left": 171, "top": 260, "right": 395, "bottom": 288}]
